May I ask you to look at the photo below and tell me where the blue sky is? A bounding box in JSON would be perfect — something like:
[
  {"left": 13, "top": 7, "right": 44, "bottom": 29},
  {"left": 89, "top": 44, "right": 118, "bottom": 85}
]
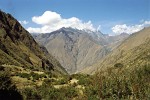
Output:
[{"left": 0, "top": 0, "right": 149, "bottom": 35}]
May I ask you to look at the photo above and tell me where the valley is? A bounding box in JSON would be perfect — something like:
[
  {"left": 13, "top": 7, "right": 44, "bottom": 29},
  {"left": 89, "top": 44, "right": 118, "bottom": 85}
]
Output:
[{"left": 0, "top": 3, "right": 150, "bottom": 99}]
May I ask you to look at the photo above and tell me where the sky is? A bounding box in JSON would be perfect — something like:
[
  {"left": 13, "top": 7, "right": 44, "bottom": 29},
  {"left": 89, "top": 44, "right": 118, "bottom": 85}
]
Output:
[{"left": 0, "top": 0, "right": 150, "bottom": 35}]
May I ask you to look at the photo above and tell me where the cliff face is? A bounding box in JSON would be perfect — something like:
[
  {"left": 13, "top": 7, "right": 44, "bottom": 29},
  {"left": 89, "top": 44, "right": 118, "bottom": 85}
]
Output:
[
  {"left": 0, "top": 10, "right": 67, "bottom": 74},
  {"left": 35, "top": 28, "right": 128, "bottom": 74}
]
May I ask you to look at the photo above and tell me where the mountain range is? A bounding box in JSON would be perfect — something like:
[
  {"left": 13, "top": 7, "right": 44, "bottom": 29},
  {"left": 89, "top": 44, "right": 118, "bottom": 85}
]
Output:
[
  {"left": 34, "top": 27, "right": 128, "bottom": 74},
  {"left": 1, "top": 9, "right": 148, "bottom": 75}
]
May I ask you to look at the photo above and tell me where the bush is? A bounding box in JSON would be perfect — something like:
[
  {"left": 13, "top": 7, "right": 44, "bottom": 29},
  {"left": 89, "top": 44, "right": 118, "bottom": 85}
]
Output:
[
  {"left": 64, "top": 86, "right": 78, "bottom": 98},
  {"left": 17, "top": 73, "right": 31, "bottom": 80},
  {"left": 22, "top": 88, "right": 41, "bottom": 100},
  {"left": 0, "top": 71, "right": 23, "bottom": 100},
  {"left": 114, "top": 63, "right": 124, "bottom": 68},
  {"left": 85, "top": 85, "right": 99, "bottom": 100},
  {"left": 30, "top": 72, "right": 46, "bottom": 81},
  {"left": 43, "top": 78, "right": 55, "bottom": 85},
  {"left": 72, "top": 74, "right": 92, "bottom": 86},
  {"left": 54, "top": 78, "right": 68, "bottom": 85}
]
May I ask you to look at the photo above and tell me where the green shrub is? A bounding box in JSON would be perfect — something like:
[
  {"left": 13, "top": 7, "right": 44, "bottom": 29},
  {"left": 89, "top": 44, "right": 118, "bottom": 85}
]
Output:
[
  {"left": 43, "top": 78, "right": 55, "bottom": 85},
  {"left": 22, "top": 87, "right": 41, "bottom": 100},
  {"left": 85, "top": 85, "right": 99, "bottom": 100},
  {"left": 16, "top": 73, "right": 31, "bottom": 80},
  {"left": 64, "top": 86, "right": 78, "bottom": 98},
  {"left": 54, "top": 77, "right": 69, "bottom": 85},
  {"left": 17, "top": 72, "right": 46, "bottom": 81},
  {"left": 0, "top": 71, "right": 23, "bottom": 100},
  {"left": 30, "top": 72, "right": 46, "bottom": 81},
  {"left": 71, "top": 74, "right": 92, "bottom": 86}
]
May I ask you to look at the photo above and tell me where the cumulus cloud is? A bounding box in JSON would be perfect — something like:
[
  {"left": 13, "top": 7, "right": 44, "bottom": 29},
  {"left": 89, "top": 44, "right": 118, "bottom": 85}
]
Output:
[
  {"left": 111, "top": 21, "right": 150, "bottom": 35},
  {"left": 19, "top": 20, "right": 29, "bottom": 25},
  {"left": 32, "top": 11, "right": 61, "bottom": 25},
  {"left": 27, "top": 11, "right": 96, "bottom": 33}
]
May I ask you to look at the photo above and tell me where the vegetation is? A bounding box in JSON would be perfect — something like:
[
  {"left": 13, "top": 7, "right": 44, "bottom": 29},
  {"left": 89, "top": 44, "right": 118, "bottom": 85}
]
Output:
[
  {"left": 0, "top": 70, "right": 23, "bottom": 100},
  {"left": 0, "top": 9, "right": 150, "bottom": 100},
  {"left": 0, "top": 64, "right": 149, "bottom": 99},
  {"left": 37, "top": 85, "right": 78, "bottom": 100},
  {"left": 16, "top": 72, "right": 47, "bottom": 81},
  {"left": 87, "top": 65, "right": 150, "bottom": 99}
]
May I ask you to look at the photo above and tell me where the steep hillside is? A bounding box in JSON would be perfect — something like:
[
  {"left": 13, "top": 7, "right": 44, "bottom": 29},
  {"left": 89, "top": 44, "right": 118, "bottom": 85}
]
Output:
[
  {"left": 82, "top": 27, "right": 150, "bottom": 74},
  {"left": 0, "top": 10, "right": 67, "bottom": 75},
  {"left": 35, "top": 28, "right": 128, "bottom": 74}
]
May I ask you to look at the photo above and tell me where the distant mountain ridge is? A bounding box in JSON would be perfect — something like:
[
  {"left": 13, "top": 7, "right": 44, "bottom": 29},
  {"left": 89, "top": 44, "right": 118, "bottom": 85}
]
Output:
[
  {"left": 81, "top": 27, "right": 150, "bottom": 74},
  {"left": 0, "top": 10, "right": 67, "bottom": 74},
  {"left": 34, "top": 27, "right": 128, "bottom": 74}
]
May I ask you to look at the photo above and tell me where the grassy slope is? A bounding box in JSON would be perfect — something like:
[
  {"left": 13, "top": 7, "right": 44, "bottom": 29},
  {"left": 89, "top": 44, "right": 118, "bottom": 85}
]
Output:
[
  {"left": 81, "top": 27, "right": 150, "bottom": 74},
  {"left": 0, "top": 10, "right": 67, "bottom": 75}
]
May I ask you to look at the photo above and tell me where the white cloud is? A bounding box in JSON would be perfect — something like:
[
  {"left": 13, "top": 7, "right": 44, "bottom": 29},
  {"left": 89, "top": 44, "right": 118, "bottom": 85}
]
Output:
[
  {"left": 32, "top": 11, "right": 61, "bottom": 25},
  {"left": 111, "top": 21, "right": 150, "bottom": 35},
  {"left": 27, "top": 11, "right": 96, "bottom": 33},
  {"left": 19, "top": 20, "right": 29, "bottom": 25}
]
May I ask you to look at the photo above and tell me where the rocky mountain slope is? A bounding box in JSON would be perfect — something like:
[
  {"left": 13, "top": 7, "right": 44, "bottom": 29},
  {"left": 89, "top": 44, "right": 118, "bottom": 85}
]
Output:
[
  {"left": 82, "top": 27, "right": 150, "bottom": 74},
  {"left": 0, "top": 10, "right": 67, "bottom": 75},
  {"left": 34, "top": 27, "right": 128, "bottom": 74}
]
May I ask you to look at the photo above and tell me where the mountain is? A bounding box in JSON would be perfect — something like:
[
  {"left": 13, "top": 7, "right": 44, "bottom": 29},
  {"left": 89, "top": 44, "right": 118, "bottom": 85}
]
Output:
[
  {"left": 0, "top": 10, "right": 148, "bottom": 100},
  {"left": 34, "top": 27, "right": 128, "bottom": 74},
  {"left": 0, "top": 10, "right": 67, "bottom": 75},
  {"left": 82, "top": 27, "right": 150, "bottom": 74}
]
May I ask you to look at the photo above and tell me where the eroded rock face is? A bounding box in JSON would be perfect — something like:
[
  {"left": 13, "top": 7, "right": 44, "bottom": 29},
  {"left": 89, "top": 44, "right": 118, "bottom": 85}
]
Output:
[{"left": 35, "top": 28, "right": 128, "bottom": 74}]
